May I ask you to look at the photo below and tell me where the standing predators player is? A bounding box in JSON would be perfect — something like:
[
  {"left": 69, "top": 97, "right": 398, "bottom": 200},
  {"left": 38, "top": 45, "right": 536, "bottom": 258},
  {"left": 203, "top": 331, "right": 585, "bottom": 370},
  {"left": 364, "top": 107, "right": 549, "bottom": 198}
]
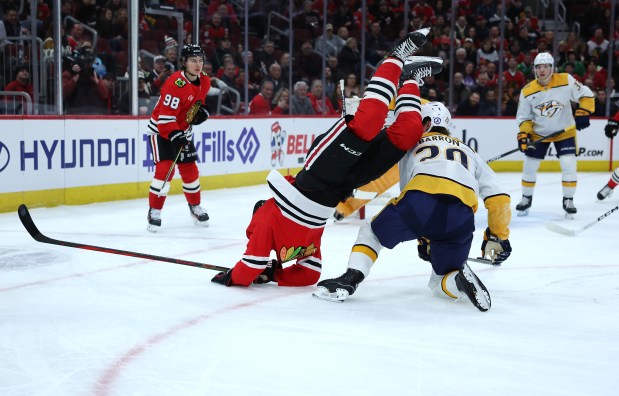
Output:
[
  {"left": 146, "top": 44, "right": 211, "bottom": 232},
  {"left": 515, "top": 52, "right": 594, "bottom": 217},
  {"left": 596, "top": 113, "right": 619, "bottom": 200},
  {"left": 211, "top": 29, "right": 444, "bottom": 287},
  {"left": 313, "top": 102, "right": 512, "bottom": 312}
]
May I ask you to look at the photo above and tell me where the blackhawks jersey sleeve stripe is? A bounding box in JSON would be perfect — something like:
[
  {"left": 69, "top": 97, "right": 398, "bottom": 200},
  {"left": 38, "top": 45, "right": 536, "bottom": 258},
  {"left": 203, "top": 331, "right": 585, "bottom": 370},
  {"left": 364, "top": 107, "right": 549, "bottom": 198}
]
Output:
[
  {"left": 147, "top": 119, "right": 159, "bottom": 135},
  {"left": 241, "top": 255, "right": 270, "bottom": 269},
  {"left": 298, "top": 257, "right": 322, "bottom": 271},
  {"left": 266, "top": 170, "right": 332, "bottom": 228}
]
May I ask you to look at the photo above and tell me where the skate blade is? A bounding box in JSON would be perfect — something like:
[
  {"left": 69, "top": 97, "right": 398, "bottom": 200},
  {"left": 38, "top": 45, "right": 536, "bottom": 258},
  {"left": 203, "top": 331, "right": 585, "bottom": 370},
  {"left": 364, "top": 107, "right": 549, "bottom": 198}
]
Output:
[
  {"left": 312, "top": 286, "right": 349, "bottom": 303},
  {"left": 461, "top": 267, "right": 491, "bottom": 311},
  {"left": 516, "top": 209, "right": 529, "bottom": 217},
  {"left": 564, "top": 213, "right": 575, "bottom": 220},
  {"left": 147, "top": 224, "right": 161, "bottom": 233},
  {"left": 193, "top": 218, "right": 210, "bottom": 227}
]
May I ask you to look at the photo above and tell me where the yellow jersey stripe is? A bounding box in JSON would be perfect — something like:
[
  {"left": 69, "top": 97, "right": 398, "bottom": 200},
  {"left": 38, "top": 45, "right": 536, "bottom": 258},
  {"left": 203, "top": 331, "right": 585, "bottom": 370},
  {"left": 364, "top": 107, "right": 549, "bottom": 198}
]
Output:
[
  {"left": 351, "top": 244, "right": 378, "bottom": 262},
  {"left": 404, "top": 173, "right": 478, "bottom": 211}
]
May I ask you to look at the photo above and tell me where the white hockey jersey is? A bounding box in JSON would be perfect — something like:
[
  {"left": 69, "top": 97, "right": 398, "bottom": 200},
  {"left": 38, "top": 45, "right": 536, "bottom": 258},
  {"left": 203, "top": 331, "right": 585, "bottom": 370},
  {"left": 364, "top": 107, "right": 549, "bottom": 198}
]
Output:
[
  {"left": 516, "top": 73, "right": 594, "bottom": 140},
  {"left": 399, "top": 132, "right": 511, "bottom": 239}
]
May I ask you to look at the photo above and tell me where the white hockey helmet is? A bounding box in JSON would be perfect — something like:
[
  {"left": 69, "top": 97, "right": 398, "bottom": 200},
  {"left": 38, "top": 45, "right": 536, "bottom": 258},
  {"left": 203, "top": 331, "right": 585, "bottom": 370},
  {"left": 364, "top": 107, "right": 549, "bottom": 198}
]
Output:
[
  {"left": 533, "top": 52, "right": 554, "bottom": 81},
  {"left": 421, "top": 101, "right": 451, "bottom": 131}
]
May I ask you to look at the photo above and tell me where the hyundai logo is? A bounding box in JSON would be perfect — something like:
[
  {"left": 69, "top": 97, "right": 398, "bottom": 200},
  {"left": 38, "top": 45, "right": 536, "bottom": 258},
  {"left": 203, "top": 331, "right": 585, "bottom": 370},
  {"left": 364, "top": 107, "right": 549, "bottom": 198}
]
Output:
[
  {"left": 0, "top": 142, "right": 10, "bottom": 172},
  {"left": 236, "top": 127, "right": 260, "bottom": 164}
]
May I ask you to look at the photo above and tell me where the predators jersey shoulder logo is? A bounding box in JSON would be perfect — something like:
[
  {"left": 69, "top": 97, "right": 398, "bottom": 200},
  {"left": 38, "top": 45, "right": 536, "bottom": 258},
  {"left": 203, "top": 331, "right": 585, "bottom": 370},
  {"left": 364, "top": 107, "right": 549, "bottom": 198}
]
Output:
[
  {"left": 534, "top": 100, "right": 564, "bottom": 118},
  {"left": 175, "top": 78, "right": 186, "bottom": 88},
  {"left": 279, "top": 243, "right": 317, "bottom": 262},
  {"left": 186, "top": 100, "right": 202, "bottom": 123}
]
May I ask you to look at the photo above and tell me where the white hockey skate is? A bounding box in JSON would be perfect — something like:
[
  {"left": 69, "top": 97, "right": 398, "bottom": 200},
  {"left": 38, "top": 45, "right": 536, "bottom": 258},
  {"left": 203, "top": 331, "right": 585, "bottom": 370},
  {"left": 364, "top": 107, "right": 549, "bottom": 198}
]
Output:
[
  {"left": 312, "top": 268, "right": 365, "bottom": 303},
  {"left": 147, "top": 208, "right": 161, "bottom": 233},
  {"left": 562, "top": 197, "right": 576, "bottom": 220},
  {"left": 515, "top": 195, "right": 532, "bottom": 216},
  {"left": 189, "top": 204, "right": 209, "bottom": 227}
]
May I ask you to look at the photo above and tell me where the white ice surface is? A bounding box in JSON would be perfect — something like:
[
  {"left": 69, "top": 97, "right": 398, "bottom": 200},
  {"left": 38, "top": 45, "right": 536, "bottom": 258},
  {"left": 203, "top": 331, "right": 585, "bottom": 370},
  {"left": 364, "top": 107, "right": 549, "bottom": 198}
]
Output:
[{"left": 1, "top": 172, "right": 618, "bottom": 396}]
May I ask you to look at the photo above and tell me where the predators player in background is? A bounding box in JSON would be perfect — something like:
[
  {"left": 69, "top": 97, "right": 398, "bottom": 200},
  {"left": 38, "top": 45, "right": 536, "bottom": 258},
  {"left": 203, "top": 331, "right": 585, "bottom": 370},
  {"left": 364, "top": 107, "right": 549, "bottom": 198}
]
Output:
[
  {"left": 596, "top": 113, "right": 619, "bottom": 200},
  {"left": 146, "top": 44, "right": 211, "bottom": 232},
  {"left": 313, "top": 102, "right": 512, "bottom": 312},
  {"left": 211, "top": 29, "right": 444, "bottom": 287},
  {"left": 516, "top": 52, "right": 594, "bottom": 218}
]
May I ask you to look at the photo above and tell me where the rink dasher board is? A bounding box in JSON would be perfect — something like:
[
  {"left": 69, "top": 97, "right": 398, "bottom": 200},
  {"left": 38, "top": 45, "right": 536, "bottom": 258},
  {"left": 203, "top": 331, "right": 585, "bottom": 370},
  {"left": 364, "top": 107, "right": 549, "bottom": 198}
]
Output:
[{"left": 0, "top": 117, "right": 615, "bottom": 212}]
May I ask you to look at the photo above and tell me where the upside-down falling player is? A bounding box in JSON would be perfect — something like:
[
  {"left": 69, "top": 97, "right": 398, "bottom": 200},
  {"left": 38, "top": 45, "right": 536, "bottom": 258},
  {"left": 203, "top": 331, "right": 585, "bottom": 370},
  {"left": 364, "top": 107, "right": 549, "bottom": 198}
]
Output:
[
  {"left": 211, "top": 29, "right": 444, "bottom": 287},
  {"left": 313, "top": 102, "right": 512, "bottom": 312}
]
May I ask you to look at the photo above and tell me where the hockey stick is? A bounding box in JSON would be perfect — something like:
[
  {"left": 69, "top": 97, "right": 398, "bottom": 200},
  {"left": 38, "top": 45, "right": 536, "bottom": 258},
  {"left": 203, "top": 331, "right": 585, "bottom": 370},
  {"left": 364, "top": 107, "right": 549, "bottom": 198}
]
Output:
[
  {"left": 468, "top": 257, "right": 497, "bottom": 266},
  {"left": 545, "top": 204, "right": 619, "bottom": 237},
  {"left": 339, "top": 79, "right": 346, "bottom": 117},
  {"left": 17, "top": 204, "right": 230, "bottom": 272},
  {"left": 486, "top": 129, "right": 565, "bottom": 163},
  {"left": 157, "top": 148, "right": 182, "bottom": 197}
]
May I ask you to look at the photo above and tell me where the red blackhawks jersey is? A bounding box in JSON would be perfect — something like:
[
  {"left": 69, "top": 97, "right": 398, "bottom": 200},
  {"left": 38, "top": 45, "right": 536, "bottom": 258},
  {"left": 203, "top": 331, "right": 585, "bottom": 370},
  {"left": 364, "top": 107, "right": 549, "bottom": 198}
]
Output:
[
  {"left": 230, "top": 170, "right": 333, "bottom": 287},
  {"left": 147, "top": 70, "right": 211, "bottom": 139}
]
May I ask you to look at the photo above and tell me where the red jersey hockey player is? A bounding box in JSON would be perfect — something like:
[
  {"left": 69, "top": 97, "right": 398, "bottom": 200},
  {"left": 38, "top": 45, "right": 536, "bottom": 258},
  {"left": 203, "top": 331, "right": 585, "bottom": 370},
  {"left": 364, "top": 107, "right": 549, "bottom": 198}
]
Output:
[
  {"left": 146, "top": 44, "right": 211, "bottom": 232},
  {"left": 212, "top": 29, "right": 444, "bottom": 287},
  {"left": 597, "top": 113, "right": 619, "bottom": 200}
]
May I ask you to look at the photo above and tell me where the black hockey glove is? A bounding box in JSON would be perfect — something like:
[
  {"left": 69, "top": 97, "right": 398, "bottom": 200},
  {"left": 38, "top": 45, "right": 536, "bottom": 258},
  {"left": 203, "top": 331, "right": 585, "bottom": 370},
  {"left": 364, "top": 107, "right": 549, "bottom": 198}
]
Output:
[
  {"left": 574, "top": 108, "right": 590, "bottom": 131},
  {"left": 253, "top": 199, "right": 266, "bottom": 215},
  {"left": 417, "top": 237, "right": 431, "bottom": 262},
  {"left": 480, "top": 227, "right": 512, "bottom": 265},
  {"left": 604, "top": 119, "right": 619, "bottom": 138},
  {"left": 191, "top": 105, "right": 210, "bottom": 125},
  {"left": 211, "top": 269, "right": 233, "bottom": 286},
  {"left": 517, "top": 131, "right": 530, "bottom": 153},
  {"left": 253, "top": 260, "right": 282, "bottom": 284},
  {"left": 169, "top": 130, "right": 190, "bottom": 152}
]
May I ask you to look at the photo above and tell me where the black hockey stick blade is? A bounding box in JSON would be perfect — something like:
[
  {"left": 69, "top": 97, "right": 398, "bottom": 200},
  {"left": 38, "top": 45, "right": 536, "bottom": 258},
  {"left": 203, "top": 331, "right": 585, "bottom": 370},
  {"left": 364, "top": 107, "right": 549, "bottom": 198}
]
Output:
[
  {"left": 468, "top": 257, "right": 497, "bottom": 265},
  {"left": 17, "top": 204, "right": 230, "bottom": 272},
  {"left": 486, "top": 129, "right": 565, "bottom": 163}
]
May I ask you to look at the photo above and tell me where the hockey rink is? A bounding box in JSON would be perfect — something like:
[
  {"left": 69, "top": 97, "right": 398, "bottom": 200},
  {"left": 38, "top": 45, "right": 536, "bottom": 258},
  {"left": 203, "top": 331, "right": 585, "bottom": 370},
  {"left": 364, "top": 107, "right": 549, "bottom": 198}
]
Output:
[{"left": 1, "top": 172, "right": 618, "bottom": 396}]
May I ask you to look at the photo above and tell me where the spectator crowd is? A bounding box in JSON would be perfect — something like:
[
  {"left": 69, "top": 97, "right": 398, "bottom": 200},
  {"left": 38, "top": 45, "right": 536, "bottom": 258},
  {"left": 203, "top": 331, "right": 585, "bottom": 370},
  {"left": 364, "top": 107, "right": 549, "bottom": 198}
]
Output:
[{"left": 0, "top": 0, "right": 617, "bottom": 116}]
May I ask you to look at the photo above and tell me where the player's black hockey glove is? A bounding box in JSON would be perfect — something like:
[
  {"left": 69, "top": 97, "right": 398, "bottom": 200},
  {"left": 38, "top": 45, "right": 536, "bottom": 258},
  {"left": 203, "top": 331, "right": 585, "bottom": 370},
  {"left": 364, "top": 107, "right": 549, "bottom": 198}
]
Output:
[
  {"left": 253, "top": 200, "right": 266, "bottom": 215},
  {"left": 517, "top": 131, "right": 530, "bottom": 153},
  {"left": 604, "top": 119, "right": 619, "bottom": 138},
  {"left": 253, "top": 260, "right": 282, "bottom": 284},
  {"left": 481, "top": 227, "right": 512, "bottom": 265},
  {"left": 574, "top": 108, "right": 590, "bottom": 131},
  {"left": 191, "top": 105, "right": 210, "bottom": 125},
  {"left": 211, "top": 269, "right": 233, "bottom": 286},
  {"left": 417, "top": 237, "right": 431, "bottom": 262},
  {"left": 169, "top": 130, "right": 190, "bottom": 152}
]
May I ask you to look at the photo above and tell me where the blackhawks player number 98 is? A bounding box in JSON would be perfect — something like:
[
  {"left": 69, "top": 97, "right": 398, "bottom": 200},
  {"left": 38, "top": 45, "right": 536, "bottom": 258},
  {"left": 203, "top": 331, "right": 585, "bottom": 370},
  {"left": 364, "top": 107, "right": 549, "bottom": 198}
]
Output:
[{"left": 145, "top": 44, "right": 212, "bottom": 232}]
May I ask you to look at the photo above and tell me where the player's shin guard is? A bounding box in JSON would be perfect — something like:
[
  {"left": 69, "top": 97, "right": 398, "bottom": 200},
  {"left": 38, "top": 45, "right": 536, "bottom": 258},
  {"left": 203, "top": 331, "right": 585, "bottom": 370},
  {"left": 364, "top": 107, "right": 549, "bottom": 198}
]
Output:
[
  {"left": 347, "top": 57, "right": 402, "bottom": 141},
  {"left": 178, "top": 162, "right": 201, "bottom": 205},
  {"left": 559, "top": 154, "right": 577, "bottom": 198},
  {"left": 348, "top": 223, "right": 383, "bottom": 277},
  {"left": 610, "top": 168, "right": 619, "bottom": 188},
  {"left": 386, "top": 80, "right": 423, "bottom": 151},
  {"left": 521, "top": 156, "right": 542, "bottom": 197},
  {"left": 149, "top": 160, "right": 175, "bottom": 209}
]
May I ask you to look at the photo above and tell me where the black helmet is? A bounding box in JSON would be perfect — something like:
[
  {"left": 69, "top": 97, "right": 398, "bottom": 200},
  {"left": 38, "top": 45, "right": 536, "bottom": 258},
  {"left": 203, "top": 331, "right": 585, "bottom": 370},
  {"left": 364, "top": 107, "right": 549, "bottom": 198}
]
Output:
[{"left": 180, "top": 44, "right": 205, "bottom": 62}]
